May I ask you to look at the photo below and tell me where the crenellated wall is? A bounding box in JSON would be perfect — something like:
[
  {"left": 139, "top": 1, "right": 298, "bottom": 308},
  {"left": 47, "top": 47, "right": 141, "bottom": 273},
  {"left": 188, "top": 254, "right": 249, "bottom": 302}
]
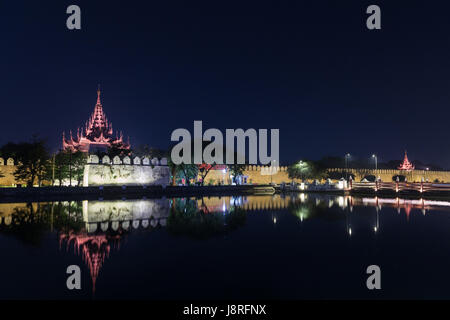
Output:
[
  {"left": 326, "top": 168, "right": 450, "bottom": 183},
  {"left": 0, "top": 157, "right": 27, "bottom": 186},
  {"left": 0, "top": 156, "right": 170, "bottom": 187},
  {"left": 2, "top": 155, "right": 450, "bottom": 187},
  {"left": 83, "top": 155, "right": 170, "bottom": 186},
  {"left": 202, "top": 166, "right": 450, "bottom": 185},
  {"left": 200, "top": 165, "right": 298, "bottom": 185}
]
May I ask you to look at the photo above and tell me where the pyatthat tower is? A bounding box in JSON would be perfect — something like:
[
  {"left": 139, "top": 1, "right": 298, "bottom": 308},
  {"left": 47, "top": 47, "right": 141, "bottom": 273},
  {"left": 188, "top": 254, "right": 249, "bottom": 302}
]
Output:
[
  {"left": 62, "top": 88, "right": 130, "bottom": 153},
  {"left": 398, "top": 151, "right": 415, "bottom": 171}
]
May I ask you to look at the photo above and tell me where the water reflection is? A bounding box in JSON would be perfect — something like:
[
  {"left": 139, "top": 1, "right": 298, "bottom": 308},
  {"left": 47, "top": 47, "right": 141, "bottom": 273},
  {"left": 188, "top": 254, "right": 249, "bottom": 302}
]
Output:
[
  {"left": 168, "top": 198, "right": 246, "bottom": 239},
  {"left": 1, "top": 194, "right": 450, "bottom": 297}
]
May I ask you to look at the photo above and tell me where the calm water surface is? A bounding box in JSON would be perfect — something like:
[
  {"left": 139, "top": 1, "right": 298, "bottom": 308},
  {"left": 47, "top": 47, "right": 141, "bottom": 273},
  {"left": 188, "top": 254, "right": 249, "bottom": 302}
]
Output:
[{"left": 1, "top": 194, "right": 450, "bottom": 299}]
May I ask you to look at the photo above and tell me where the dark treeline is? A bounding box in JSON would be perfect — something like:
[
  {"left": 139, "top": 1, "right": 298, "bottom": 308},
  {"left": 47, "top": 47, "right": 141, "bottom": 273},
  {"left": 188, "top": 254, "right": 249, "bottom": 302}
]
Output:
[{"left": 0, "top": 136, "right": 86, "bottom": 187}]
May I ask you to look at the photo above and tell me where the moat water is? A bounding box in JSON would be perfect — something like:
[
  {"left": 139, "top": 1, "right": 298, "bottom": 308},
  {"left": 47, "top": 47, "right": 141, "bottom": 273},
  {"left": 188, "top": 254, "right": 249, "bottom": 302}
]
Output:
[{"left": 1, "top": 194, "right": 450, "bottom": 299}]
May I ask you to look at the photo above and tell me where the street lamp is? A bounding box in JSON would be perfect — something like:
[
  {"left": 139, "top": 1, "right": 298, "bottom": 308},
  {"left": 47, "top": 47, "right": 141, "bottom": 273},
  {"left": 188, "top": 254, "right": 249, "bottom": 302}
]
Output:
[
  {"left": 297, "top": 160, "right": 306, "bottom": 182},
  {"left": 270, "top": 159, "right": 277, "bottom": 185},
  {"left": 372, "top": 154, "right": 378, "bottom": 171},
  {"left": 344, "top": 153, "right": 350, "bottom": 180}
]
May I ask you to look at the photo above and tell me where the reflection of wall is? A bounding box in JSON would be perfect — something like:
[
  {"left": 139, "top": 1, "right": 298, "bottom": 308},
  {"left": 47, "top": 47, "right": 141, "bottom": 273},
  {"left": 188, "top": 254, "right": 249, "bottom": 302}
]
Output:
[
  {"left": 83, "top": 199, "right": 170, "bottom": 233},
  {"left": 60, "top": 198, "right": 170, "bottom": 293},
  {"left": 0, "top": 202, "right": 42, "bottom": 225},
  {"left": 83, "top": 164, "right": 170, "bottom": 186},
  {"left": 0, "top": 163, "right": 27, "bottom": 186},
  {"left": 196, "top": 195, "right": 294, "bottom": 212}
]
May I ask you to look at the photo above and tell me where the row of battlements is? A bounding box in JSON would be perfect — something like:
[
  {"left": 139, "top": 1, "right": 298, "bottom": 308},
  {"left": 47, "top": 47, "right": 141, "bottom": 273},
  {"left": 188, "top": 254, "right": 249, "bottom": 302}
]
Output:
[
  {"left": 0, "top": 156, "right": 169, "bottom": 166},
  {"left": 327, "top": 168, "right": 448, "bottom": 174},
  {"left": 243, "top": 165, "right": 288, "bottom": 172},
  {"left": 88, "top": 155, "right": 168, "bottom": 166},
  {"left": 0, "top": 158, "right": 15, "bottom": 166}
]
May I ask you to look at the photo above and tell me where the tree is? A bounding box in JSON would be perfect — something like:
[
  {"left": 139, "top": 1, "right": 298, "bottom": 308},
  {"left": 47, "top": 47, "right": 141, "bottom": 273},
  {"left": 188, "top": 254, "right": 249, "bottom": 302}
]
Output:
[
  {"left": 168, "top": 152, "right": 198, "bottom": 185},
  {"left": 107, "top": 141, "right": 131, "bottom": 158},
  {"left": 48, "top": 148, "right": 88, "bottom": 186},
  {"left": 13, "top": 137, "right": 50, "bottom": 187},
  {"left": 229, "top": 163, "right": 246, "bottom": 184},
  {"left": 67, "top": 150, "right": 87, "bottom": 186},
  {"left": 47, "top": 152, "right": 70, "bottom": 186},
  {"left": 198, "top": 163, "right": 215, "bottom": 185},
  {"left": 288, "top": 160, "right": 325, "bottom": 181},
  {"left": 168, "top": 158, "right": 177, "bottom": 186},
  {"left": 133, "top": 144, "right": 168, "bottom": 159},
  {"left": 176, "top": 162, "right": 199, "bottom": 185}
]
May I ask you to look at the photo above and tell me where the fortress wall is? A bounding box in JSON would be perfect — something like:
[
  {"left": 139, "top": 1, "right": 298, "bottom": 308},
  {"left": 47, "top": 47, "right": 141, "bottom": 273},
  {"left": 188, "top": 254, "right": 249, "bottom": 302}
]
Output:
[
  {"left": 327, "top": 168, "right": 450, "bottom": 182},
  {"left": 84, "top": 164, "right": 170, "bottom": 186},
  {"left": 0, "top": 158, "right": 28, "bottom": 186},
  {"left": 200, "top": 165, "right": 301, "bottom": 185},
  {"left": 0, "top": 165, "right": 20, "bottom": 186},
  {"left": 203, "top": 166, "right": 450, "bottom": 185},
  {"left": 3, "top": 155, "right": 450, "bottom": 187},
  {"left": 0, "top": 156, "right": 170, "bottom": 187}
]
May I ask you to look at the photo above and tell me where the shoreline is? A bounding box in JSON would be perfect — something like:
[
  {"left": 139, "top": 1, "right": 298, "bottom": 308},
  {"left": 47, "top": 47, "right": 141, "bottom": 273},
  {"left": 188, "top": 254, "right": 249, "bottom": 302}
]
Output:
[
  {"left": 0, "top": 185, "right": 275, "bottom": 203},
  {"left": 281, "top": 188, "right": 450, "bottom": 201},
  {"left": 4, "top": 184, "right": 450, "bottom": 203}
]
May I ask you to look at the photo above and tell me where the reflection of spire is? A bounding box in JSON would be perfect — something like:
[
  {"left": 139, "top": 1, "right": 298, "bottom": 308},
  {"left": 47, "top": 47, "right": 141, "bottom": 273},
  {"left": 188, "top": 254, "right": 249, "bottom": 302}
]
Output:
[
  {"left": 404, "top": 204, "right": 411, "bottom": 221},
  {"left": 59, "top": 230, "right": 122, "bottom": 294}
]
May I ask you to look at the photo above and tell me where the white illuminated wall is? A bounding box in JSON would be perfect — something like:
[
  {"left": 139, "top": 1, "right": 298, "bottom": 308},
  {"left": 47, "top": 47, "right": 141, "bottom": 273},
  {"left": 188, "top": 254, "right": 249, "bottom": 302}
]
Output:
[{"left": 83, "top": 164, "right": 170, "bottom": 186}]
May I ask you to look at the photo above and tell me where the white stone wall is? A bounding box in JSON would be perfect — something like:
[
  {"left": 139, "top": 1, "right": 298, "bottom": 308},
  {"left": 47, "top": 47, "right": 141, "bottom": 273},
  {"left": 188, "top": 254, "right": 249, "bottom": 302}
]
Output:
[{"left": 83, "top": 163, "right": 170, "bottom": 186}]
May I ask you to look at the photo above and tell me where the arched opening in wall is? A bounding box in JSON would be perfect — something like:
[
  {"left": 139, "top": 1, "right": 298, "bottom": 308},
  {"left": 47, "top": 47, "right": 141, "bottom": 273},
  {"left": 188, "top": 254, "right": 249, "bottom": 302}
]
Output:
[
  {"left": 392, "top": 175, "right": 406, "bottom": 182},
  {"left": 362, "top": 175, "right": 376, "bottom": 182}
]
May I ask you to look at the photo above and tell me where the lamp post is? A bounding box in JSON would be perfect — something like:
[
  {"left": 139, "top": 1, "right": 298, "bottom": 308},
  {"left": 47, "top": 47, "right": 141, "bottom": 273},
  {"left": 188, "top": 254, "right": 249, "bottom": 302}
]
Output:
[
  {"left": 345, "top": 153, "right": 350, "bottom": 180},
  {"left": 372, "top": 154, "right": 377, "bottom": 171},
  {"left": 298, "top": 160, "right": 304, "bottom": 182},
  {"left": 52, "top": 153, "right": 55, "bottom": 186},
  {"left": 270, "top": 159, "right": 276, "bottom": 185}
]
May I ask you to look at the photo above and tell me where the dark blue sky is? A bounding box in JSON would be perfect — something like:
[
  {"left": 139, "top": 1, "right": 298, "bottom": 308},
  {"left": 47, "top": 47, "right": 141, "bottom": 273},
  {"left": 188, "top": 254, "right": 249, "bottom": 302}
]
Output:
[{"left": 1, "top": 1, "right": 450, "bottom": 166}]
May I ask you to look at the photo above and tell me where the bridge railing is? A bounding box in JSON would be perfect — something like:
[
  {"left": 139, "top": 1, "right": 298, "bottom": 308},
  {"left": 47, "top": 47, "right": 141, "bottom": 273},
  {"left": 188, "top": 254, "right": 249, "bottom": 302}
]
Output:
[{"left": 351, "top": 181, "right": 450, "bottom": 193}]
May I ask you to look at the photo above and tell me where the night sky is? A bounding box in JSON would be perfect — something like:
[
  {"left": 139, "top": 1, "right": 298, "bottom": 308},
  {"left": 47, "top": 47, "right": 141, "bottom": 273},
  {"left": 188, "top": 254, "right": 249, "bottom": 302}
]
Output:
[{"left": 2, "top": 1, "right": 450, "bottom": 166}]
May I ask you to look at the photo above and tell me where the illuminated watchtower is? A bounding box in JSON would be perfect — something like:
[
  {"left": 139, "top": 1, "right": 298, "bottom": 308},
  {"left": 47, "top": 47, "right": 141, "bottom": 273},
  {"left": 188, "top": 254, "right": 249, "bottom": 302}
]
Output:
[{"left": 62, "top": 87, "right": 130, "bottom": 153}]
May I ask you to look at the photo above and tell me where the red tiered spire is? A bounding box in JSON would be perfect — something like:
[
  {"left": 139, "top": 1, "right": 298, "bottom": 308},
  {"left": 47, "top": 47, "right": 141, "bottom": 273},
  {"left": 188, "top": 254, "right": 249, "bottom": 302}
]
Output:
[
  {"left": 59, "top": 231, "right": 122, "bottom": 294},
  {"left": 398, "top": 151, "right": 415, "bottom": 171},
  {"left": 62, "top": 87, "right": 131, "bottom": 152},
  {"left": 96, "top": 86, "right": 101, "bottom": 105}
]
